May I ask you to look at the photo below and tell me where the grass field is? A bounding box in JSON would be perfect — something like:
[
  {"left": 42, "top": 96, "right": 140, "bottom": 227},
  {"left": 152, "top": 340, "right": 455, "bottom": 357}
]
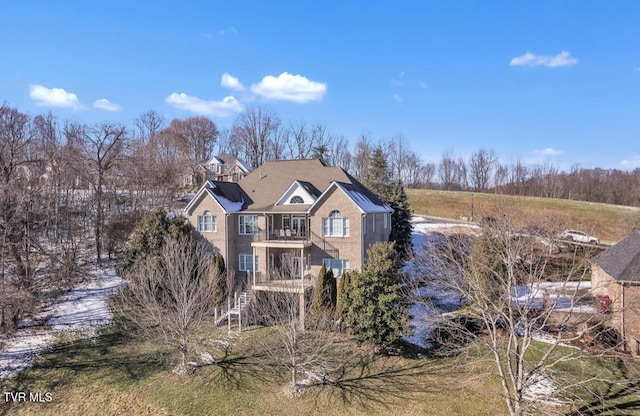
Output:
[
  {"left": 2, "top": 326, "right": 639, "bottom": 416},
  {"left": 406, "top": 189, "right": 640, "bottom": 243}
]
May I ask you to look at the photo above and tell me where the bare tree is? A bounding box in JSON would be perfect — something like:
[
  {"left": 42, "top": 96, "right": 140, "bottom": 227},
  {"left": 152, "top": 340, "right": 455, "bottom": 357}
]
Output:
[
  {"left": 250, "top": 280, "right": 337, "bottom": 397},
  {"left": 438, "top": 151, "right": 458, "bottom": 190},
  {"left": 134, "top": 109, "right": 165, "bottom": 145},
  {"left": 469, "top": 148, "right": 497, "bottom": 192},
  {"left": 165, "top": 116, "right": 219, "bottom": 167},
  {"left": 113, "top": 234, "right": 215, "bottom": 374},
  {"left": 412, "top": 210, "right": 610, "bottom": 415},
  {"left": 66, "top": 122, "right": 129, "bottom": 263},
  {"left": 230, "top": 106, "right": 281, "bottom": 168}
]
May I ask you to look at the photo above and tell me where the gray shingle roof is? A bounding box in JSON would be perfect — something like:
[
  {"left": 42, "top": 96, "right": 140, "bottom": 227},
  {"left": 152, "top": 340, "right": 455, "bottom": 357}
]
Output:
[{"left": 591, "top": 231, "right": 640, "bottom": 282}]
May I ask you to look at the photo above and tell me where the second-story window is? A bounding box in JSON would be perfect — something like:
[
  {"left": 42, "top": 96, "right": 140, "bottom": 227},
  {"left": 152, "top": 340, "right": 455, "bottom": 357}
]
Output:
[
  {"left": 322, "top": 210, "right": 349, "bottom": 237},
  {"left": 239, "top": 215, "right": 258, "bottom": 235},
  {"left": 197, "top": 211, "right": 216, "bottom": 232},
  {"left": 289, "top": 195, "right": 304, "bottom": 204}
]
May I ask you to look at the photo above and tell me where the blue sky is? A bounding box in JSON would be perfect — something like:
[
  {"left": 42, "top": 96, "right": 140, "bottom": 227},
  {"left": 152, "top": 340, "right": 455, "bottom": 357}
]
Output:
[{"left": 2, "top": 1, "right": 639, "bottom": 169}]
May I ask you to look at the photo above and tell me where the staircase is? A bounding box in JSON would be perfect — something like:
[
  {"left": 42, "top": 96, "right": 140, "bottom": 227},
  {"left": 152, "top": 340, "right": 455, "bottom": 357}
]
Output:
[{"left": 215, "top": 290, "right": 252, "bottom": 331}]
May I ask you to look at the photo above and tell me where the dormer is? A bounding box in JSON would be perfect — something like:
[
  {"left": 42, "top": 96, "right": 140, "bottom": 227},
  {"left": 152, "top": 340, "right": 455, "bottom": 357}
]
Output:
[{"left": 275, "top": 180, "right": 319, "bottom": 205}]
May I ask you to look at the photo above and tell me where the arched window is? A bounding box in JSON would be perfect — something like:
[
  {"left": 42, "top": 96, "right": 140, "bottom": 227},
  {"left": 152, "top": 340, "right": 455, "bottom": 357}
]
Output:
[
  {"left": 289, "top": 195, "right": 304, "bottom": 204},
  {"left": 322, "top": 210, "right": 349, "bottom": 237},
  {"left": 197, "top": 210, "right": 216, "bottom": 232}
]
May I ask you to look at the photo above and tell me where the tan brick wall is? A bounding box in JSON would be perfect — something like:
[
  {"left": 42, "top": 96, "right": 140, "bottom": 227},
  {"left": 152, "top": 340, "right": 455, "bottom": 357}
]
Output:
[
  {"left": 187, "top": 195, "right": 227, "bottom": 260},
  {"left": 591, "top": 264, "right": 640, "bottom": 355}
]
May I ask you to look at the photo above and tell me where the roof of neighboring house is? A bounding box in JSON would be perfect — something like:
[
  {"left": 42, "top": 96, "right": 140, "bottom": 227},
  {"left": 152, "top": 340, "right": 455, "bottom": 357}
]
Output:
[
  {"left": 185, "top": 159, "right": 392, "bottom": 215},
  {"left": 591, "top": 231, "right": 640, "bottom": 283},
  {"left": 199, "top": 155, "right": 253, "bottom": 175}
]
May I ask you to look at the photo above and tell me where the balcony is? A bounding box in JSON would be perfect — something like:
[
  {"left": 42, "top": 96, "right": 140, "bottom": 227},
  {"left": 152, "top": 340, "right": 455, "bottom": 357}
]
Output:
[{"left": 251, "top": 228, "right": 313, "bottom": 248}]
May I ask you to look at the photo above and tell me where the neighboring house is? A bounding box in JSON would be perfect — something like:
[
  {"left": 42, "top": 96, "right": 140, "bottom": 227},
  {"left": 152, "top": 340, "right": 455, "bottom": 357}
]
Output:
[
  {"left": 590, "top": 231, "right": 640, "bottom": 356},
  {"left": 184, "top": 159, "right": 392, "bottom": 295},
  {"left": 181, "top": 154, "right": 252, "bottom": 189}
]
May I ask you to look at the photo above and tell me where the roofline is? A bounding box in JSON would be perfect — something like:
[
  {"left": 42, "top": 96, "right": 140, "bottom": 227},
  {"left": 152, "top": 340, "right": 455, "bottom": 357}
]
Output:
[{"left": 184, "top": 184, "right": 229, "bottom": 215}]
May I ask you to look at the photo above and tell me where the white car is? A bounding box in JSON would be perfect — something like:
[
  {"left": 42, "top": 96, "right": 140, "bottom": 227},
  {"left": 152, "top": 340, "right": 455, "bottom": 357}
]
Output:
[{"left": 561, "top": 229, "right": 599, "bottom": 245}]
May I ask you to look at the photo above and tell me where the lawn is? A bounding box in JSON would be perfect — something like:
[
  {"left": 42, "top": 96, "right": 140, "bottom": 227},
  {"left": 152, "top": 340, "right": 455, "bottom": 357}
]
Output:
[
  {"left": 3, "top": 325, "right": 640, "bottom": 416},
  {"left": 407, "top": 189, "right": 640, "bottom": 243}
]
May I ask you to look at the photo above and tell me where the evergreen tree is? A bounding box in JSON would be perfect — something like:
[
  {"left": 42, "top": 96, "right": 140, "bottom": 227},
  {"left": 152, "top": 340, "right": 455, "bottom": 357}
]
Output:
[
  {"left": 360, "top": 146, "right": 393, "bottom": 200},
  {"left": 345, "top": 242, "right": 409, "bottom": 349},
  {"left": 119, "top": 208, "right": 191, "bottom": 275},
  {"left": 209, "top": 253, "right": 228, "bottom": 308},
  {"left": 388, "top": 180, "right": 413, "bottom": 260},
  {"left": 310, "top": 264, "right": 337, "bottom": 318},
  {"left": 335, "top": 270, "right": 351, "bottom": 322},
  {"left": 360, "top": 147, "right": 414, "bottom": 261}
]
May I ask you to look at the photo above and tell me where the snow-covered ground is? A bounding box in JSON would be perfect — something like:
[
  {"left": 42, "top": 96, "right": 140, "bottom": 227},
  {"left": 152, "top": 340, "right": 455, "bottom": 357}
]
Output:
[
  {"left": 0, "top": 265, "right": 124, "bottom": 379},
  {"left": 405, "top": 217, "right": 598, "bottom": 406}
]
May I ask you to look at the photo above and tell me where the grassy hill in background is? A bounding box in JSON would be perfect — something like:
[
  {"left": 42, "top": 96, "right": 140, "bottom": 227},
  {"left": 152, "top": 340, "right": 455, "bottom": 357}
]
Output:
[{"left": 407, "top": 189, "right": 640, "bottom": 243}]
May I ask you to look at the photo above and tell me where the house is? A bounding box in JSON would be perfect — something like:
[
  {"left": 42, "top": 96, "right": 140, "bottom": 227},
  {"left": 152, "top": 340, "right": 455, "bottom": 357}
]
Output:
[
  {"left": 182, "top": 154, "right": 252, "bottom": 188},
  {"left": 184, "top": 159, "right": 393, "bottom": 295},
  {"left": 590, "top": 231, "right": 640, "bottom": 356}
]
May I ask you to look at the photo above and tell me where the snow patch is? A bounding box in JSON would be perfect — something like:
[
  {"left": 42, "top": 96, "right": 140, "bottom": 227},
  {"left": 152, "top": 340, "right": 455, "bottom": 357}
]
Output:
[{"left": 0, "top": 266, "right": 125, "bottom": 379}]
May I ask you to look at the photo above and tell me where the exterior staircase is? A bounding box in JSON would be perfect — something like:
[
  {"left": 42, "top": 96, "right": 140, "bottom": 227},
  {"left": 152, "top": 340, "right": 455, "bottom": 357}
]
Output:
[{"left": 215, "top": 290, "right": 252, "bottom": 331}]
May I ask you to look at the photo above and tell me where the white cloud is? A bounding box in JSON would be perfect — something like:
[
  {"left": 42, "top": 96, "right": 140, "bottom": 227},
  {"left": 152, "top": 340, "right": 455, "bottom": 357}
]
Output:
[
  {"left": 510, "top": 51, "right": 578, "bottom": 68},
  {"left": 250, "top": 72, "right": 327, "bottom": 103},
  {"left": 93, "top": 98, "right": 122, "bottom": 112},
  {"left": 393, "top": 94, "right": 403, "bottom": 102},
  {"left": 534, "top": 148, "right": 564, "bottom": 156},
  {"left": 221, "top": 72, "right": 245, "bottom": 91},
  {"left": 165, "top": 93, "right": 244, "bottom": 117},
  {"left": 620, "top": 156, "right": 640, "bottom": 169},
  {"left": 29, "top": 84, "right": 85, "bottom": 110},
  {"left": 419, "top": 81, "right": 428, "bottom": 89}
]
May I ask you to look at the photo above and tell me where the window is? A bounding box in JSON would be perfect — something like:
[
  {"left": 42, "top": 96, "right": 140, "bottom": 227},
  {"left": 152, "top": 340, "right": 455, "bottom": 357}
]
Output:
[
  {"left": 239, "top": 254, "right": 258, "bottom": 271},
  {"left": 183, "top": 174, "right": 193, "bottom": 186},
  {"left": 197, "top": 211, "right": 216, "bottom": 232},
  {"left": 282, "top": 215, "right": 290, "bottom": 230},
  {"left": 323, "top": 259, "right": 350, "bottom": 277},
  {"left": 384, "top": 212, "right": 388, "bottom": 229},
  {"left": 239, "top": 215, "right": 258, "bottom": 235},
  {"left": 322, "top": 210, "right": 349, "bottom": 237},
  {"left": 372, "top": 213, "right": 376, "bottom": 232},
  {"left": 289, "top": 195, "right": 304, "bottom": 204},
  {"left": 362, "top": 215, "right": 367, "bottom": 235}
]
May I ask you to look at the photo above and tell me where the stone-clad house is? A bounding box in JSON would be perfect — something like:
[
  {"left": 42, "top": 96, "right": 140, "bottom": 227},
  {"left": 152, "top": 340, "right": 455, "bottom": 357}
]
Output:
[
  {"left": 590, "top": 231, "right": 640, "bottom": 356},
  {"left": 184, "top": 159, "right": 392, "bottom": 293}
]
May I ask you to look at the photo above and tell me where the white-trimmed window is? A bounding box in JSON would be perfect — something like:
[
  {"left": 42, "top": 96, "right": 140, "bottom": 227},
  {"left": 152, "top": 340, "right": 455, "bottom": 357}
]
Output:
[
  {"left": 197, "top": 211, "right": 216, "bottom": 232},
  {"left": 282, "top": 214, "right": 290, "bottom": 230},
  {"left": 239, "top": 215, "right": 258, "bottom": 235},
  {"left": 239, "top": 254, "right": 258, "bottom": 271},
  {"left": 384, "top": 212, "right": 388, "bottom": 229},
  {"left": 363, "top": 215, "right": 367, "bottom": 235},
  {"left": 184, "top": 174, "right": 193, "bottom": 186},
  {"left": 373, "top": 213, "right": 376, "bottom": 232},
  {"left": 322, "top": 210, "right": 349, "bottom": 237},
  {"left": 323, "top": 259, "right": 350, "bottom": 277},
  {"left": 290, "top": 195, "right": 304, "bottom": 204}
]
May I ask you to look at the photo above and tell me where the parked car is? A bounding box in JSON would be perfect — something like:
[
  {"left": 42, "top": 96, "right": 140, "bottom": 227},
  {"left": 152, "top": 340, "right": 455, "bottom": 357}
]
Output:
[{"left": 561, "top": 229, "right": 600, "bottom": 245}]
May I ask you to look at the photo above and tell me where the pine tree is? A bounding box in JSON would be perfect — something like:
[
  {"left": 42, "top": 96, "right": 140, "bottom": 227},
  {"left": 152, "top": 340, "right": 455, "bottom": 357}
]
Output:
[
  {"left": 210, "top": 253, "right": 228, "bottom": 308},
  {"left": 335, "top": 270, "right": 351, "bottom": 322},
  {"left": 360, "top": 146, "right": 393, "bottom": 200},
  {"left": 345, "top": 242, "right": 409, "bottom": 349},
  {"left": 119, "top": 208, "right": 191, "bottom": 275},
  {"left": 310, "top": 264, "right": 337, "bottom": 319},
  {"left": 388, "top": 180, "right": 413, "bottom": 260}
]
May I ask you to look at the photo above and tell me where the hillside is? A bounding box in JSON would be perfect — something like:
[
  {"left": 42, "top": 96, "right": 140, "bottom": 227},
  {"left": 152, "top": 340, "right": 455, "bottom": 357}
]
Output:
[{"left": 406, "top": 189, "right": 640, "bottom": 243}]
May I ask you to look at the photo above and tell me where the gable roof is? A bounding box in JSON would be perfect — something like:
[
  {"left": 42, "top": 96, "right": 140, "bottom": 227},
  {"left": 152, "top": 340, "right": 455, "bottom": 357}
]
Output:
[
  {"left": 236, "top": 159, "right": 389, "bottom": 213},
  {"left": 184, "top": 180, "right": 245, "bottom": 214},
  {"left": 591, "top": 231, "right": 640, "bottom": 283}
]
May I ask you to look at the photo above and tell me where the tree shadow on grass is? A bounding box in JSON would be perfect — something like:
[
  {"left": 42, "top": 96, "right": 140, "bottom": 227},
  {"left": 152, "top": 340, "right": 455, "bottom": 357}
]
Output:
[
  {"left": 306, "top": 349, "right": 453, "bottom": 411},
  {"left": 565, "top": 361, "right": 640, "bottom": 416},
  {"left": 200, "top": 338, "right": 275, "bottom": 392},
  {"left": 6, "top": 328, "right": 171, "bottom": 393}
]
